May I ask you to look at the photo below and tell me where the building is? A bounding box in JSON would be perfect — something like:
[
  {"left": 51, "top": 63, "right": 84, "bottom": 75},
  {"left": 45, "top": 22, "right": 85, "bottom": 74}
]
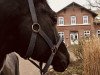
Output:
[{"left": 56, "top": 2, "right": 100, "bottom": 46}]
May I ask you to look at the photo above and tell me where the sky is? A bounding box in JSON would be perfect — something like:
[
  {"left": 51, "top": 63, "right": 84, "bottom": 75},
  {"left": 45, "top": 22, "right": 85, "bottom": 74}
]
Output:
[{"left": 47, "top": 0, "right": 94, "bottom": 12}]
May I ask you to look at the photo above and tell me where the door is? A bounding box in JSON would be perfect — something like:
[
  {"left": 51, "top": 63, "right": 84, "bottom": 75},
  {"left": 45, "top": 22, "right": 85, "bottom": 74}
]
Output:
[{"left": 70, "top": 32, "right": 78, "bottom": 45}]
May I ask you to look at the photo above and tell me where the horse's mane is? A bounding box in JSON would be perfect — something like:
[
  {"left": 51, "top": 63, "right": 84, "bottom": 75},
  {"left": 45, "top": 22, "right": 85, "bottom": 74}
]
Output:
[{"left": 0, "top": 0, "right": 57, "bottom": 26}]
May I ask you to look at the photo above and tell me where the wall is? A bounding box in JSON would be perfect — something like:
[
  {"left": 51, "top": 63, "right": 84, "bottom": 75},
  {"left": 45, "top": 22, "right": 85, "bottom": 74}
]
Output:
[{"left": 56, "top": 4, "right": 97, "bottom": 46}]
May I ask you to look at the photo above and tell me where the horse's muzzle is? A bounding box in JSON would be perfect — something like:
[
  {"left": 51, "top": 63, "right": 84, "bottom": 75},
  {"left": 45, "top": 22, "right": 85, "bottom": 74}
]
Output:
[{"left": 52, "top": 59, "right": 68, "bottom": 72}]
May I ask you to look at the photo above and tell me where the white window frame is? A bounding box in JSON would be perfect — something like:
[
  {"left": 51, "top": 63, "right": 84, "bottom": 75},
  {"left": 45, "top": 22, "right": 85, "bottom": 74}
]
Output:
[
  {"left": 97, "top": 30, "right": 100, "bottom": 37},
  {"left": 70, "top": 32, "right": 78, "bottom": 45},
  {"left": 58, "top": 17, "right": 64, "bottom": 26},
  {"left": 84, "top": 30, "right": 90, "bottom": 37},
  {"left": 71, "top": 16, "right": 76, "bottom": 25},
  {"left": 83, "top": 16, "right": 88, "bottom": 24},
  {"left": 58, "top": 32, "right": 65, "bottom": 43}
]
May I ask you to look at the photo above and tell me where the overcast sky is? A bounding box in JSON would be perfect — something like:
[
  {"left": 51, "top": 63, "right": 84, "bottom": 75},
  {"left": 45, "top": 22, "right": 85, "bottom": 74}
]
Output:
[{"left": 47, "top": 0, "right": 94, "bottom": 12}]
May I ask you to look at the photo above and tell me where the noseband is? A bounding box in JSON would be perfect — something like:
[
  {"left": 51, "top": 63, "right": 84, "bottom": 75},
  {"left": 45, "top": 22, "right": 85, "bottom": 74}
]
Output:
[{"left": 26, "top": 0, "right": 62, "bottom": 75}]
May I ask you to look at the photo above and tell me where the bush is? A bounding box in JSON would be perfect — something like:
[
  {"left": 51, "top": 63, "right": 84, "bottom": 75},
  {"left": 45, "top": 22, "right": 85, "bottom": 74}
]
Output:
[
  {"left": 47, "top": 36, "right": 100, "bottom": 75},
  {"left": 82, "top": 36, "right": 100, "bottom": 75},
  {"left": 46, "top": 43, "right": 84, "bottom": 75}
]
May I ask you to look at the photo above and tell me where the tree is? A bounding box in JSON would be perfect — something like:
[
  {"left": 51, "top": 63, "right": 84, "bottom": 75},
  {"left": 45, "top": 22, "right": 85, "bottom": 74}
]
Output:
[{"left": 87, "top": 0, "right": 100, "bottom": 10}]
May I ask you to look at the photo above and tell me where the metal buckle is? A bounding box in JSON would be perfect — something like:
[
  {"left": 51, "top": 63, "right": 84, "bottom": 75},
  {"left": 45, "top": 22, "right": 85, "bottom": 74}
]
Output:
[
  {"left": 51, "top": 45, "right": 57, "bottom": 54},
  {"left": 32, "top": 23, "right": 41, "bottom": 33}
]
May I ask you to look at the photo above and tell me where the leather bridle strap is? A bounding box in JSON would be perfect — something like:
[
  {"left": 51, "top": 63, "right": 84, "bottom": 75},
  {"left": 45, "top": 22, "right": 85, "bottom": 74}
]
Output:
[
  {"left": 27, "top": 0, "right": 37, "bottom": 22},
  {"left": 26, "top": 0, "right": 37, "bottom": 58},
  {"left": 27, "top": 23, "right": 62, "bottom": 75},
  {"left": 26, "top": 0, "right": 63, "bottom": 75},
  {"left": 37, "top": 27, "right": 62, "bottom": 75}
]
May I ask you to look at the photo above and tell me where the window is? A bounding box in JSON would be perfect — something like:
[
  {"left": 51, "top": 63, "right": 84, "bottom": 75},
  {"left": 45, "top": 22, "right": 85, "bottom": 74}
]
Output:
[
  {"left": 84, "top": 30, "right": 90, "bottom": 37},
  {"left": 83, "top": 16, "right": 88, "bottom": 24},
  {"left": 58, "top": 32, "right": 65, "bottom": 43},
  {"left": 58, "top": 17, "right": 64, "bottom": 25},
  {"left": 97, "top": 30, "right": 100, "bottom": 38},
  {"left": 71, "top": 16, "right": 76, "bottom": 25},
  {"left": 70, "top": 32, "right": 78, "bottom": 44}
]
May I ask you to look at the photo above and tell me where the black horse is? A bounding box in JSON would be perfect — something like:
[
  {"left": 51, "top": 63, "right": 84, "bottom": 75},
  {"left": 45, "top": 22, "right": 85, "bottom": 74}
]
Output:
[{"left": 0, "top": 0, "right": 69, "bottom": 74}]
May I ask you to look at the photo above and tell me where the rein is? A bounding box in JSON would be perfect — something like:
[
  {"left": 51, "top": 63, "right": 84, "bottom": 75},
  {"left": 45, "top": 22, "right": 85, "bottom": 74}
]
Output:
[{"left": 26, "top": 0, "right": 62, "bottom": 75}]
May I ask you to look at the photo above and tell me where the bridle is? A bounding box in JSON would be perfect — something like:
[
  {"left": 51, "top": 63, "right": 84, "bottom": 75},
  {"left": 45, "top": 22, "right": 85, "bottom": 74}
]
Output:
[{"left": 25, "top": 0, "right": 62, "bottom": 75}]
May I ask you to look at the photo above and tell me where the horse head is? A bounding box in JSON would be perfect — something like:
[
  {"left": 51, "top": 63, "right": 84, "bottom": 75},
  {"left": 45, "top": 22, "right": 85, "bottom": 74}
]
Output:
[
  {"left": 0, "top": 0, "right": 70, "bottom": 73},
  {"left": 28, "top": 0, "right": 70, "bottom": 72}
]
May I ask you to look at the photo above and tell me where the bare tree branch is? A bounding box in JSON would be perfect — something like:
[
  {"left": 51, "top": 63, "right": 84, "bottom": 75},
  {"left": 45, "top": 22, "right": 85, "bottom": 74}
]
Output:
[{"left": 86, "top": 0, "right": 100, "bottom": 10}]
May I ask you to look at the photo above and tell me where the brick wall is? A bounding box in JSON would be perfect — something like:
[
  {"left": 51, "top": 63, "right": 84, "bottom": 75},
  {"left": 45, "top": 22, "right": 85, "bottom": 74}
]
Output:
[{"left": 56, "top": 3, "right": 99, "bottom": 46}]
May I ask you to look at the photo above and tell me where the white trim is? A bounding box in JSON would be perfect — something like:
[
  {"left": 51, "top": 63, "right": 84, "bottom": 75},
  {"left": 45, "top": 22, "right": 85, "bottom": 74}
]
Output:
[
  {"left": 71, "top": 16, "right": 76, "bottom": 25},
  {"left": 84, "top": 30, "right": 90, "bottom": 37},
  {"left": 83, "top": 16, "right": 89, "bottom": 24},
  {"left": 70, "top": 32, "right": 78, "bottom": 45},
  {"left": 57, "top": 23, "right": 91, "bottom": 26},
  {"left": 58, "top": 32, "right": 65, "bottom": 43},
  {"left": 97, "top": 30, "right": 100, "bottom": 37},
  {"left": 58, "top": 17, "right": 64, "bottom": 26}
]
